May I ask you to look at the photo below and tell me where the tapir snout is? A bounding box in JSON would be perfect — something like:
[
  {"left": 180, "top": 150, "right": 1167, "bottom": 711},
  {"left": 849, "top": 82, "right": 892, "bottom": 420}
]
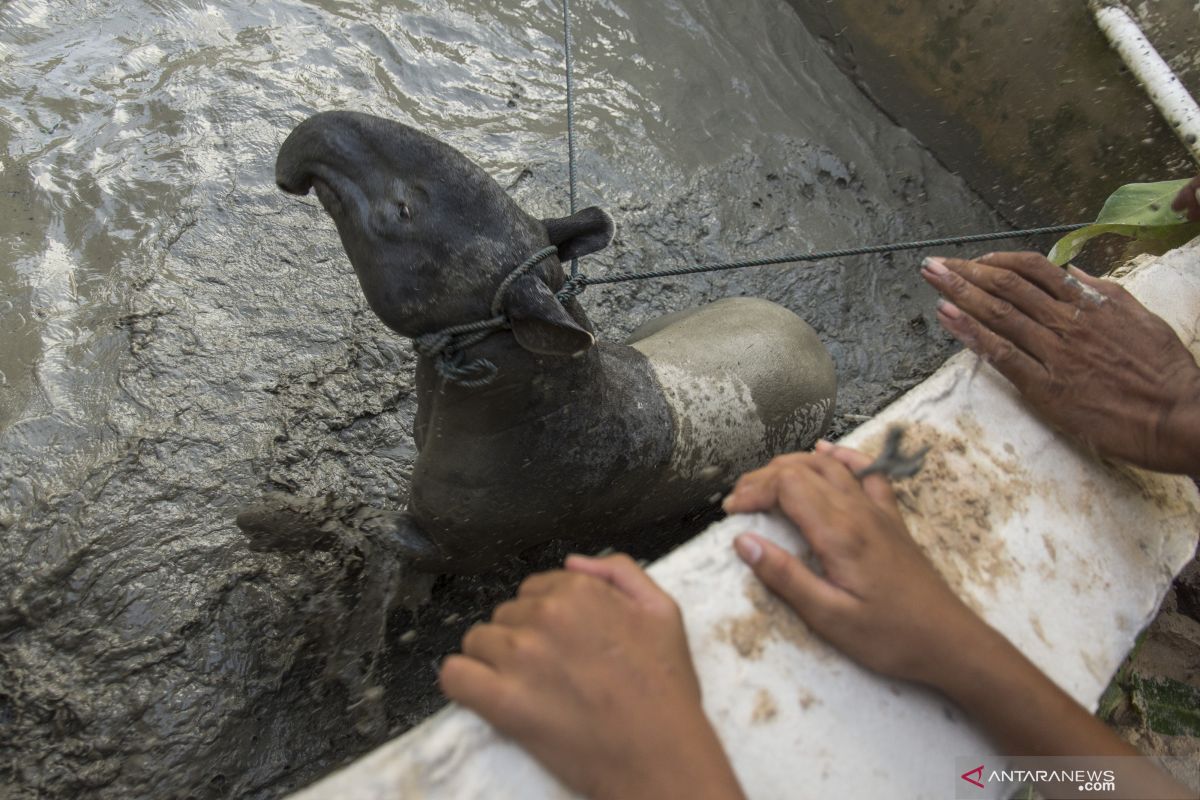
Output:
[{"left": 272, "top": 110, "right": 614, "bottom": 348}]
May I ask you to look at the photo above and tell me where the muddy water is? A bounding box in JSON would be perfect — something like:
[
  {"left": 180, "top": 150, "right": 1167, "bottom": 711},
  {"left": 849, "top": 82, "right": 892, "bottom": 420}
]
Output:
[{"left": 1, "top": 0, "right": 1005, "bottom": 797}]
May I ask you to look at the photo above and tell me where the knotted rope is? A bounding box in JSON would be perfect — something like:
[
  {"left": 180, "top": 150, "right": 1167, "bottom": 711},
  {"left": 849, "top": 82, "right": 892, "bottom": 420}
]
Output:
[{"left": 413, "top": 245, "right": 559, "bottom": 388}]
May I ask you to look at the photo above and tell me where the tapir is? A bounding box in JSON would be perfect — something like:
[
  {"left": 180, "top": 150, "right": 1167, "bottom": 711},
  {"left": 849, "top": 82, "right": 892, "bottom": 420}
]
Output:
[{"left": 238, "top": 110, "right": 836, "bottom": 572}]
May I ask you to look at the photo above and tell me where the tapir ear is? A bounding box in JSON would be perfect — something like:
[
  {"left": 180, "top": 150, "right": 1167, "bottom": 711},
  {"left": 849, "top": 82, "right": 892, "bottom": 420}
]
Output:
[
  {"left": 542, "top": 206, "right": 614, "bottom": 262},
  {"left": 505, "top": 276, "right": 596, "bottom": 356}
]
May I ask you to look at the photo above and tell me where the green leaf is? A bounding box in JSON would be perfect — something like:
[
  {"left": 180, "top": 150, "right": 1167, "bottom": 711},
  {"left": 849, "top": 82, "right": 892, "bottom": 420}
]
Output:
[
  {"left": 1096, "top": 677, "right": 1128, "bottom": 723},
  {"left": 1047, "top": 179, "right": 1200, "bottom": 265},
  {"left": 1130, "top": 675, "right": 1200, "bottom": 737}
]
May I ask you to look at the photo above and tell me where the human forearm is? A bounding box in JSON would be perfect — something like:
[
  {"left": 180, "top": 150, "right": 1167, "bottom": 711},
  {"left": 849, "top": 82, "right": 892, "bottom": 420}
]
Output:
[
  {"left": 931, "top": 622, "right": 1192, "bottom": 799},
  {"left": 932, "top": 623, "right": 1130, "bottom": 756}
]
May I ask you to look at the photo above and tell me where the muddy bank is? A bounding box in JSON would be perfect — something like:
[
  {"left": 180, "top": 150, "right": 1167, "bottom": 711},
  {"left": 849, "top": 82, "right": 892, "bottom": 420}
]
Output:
[
  {"left": 1106, "top": 555, "right": 1200, "bottom": 792},
  {"left": 784, "top": 0, "right": 1200, "bottom": 228},
  {"left": 1, "top": 0, "right": 1009, "bottom": 797}
]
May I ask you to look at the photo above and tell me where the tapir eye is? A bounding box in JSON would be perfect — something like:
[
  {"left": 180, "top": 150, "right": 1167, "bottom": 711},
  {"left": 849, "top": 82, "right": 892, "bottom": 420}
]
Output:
[{"left": 396, "top": 201, "right": 412, "bottom": 219}]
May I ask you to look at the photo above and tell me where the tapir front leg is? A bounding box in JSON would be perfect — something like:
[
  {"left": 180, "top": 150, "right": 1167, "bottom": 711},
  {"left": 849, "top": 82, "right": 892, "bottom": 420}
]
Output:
[
  {"left": 237, "top": 492, "right": 438, "bottom": 735},
  {"left": 237, "top": 493, "right": 446, "bottom": 569}
]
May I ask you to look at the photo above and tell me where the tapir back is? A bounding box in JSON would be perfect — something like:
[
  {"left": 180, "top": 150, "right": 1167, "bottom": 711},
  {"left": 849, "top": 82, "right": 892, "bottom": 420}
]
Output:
[{"left": 629, "top": 297, "right": 836, "bottom": 482}]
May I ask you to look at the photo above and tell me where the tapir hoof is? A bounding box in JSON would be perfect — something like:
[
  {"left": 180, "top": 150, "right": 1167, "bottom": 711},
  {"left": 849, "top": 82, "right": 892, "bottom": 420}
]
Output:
[
  {"left": 237, "top": 492, "right": 334, "bottom": 551},
  {"left": 236, "top": 492, "right": 447, "bottom": 570}
]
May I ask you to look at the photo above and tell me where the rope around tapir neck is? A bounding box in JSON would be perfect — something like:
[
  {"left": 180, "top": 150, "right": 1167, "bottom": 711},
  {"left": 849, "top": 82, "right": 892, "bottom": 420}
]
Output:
[
  {"left": 413, "top": 245, "right": 563, "bottom": 388},
  {"left": 409, "top": 221, "right": 1088, "bottom": 387}
]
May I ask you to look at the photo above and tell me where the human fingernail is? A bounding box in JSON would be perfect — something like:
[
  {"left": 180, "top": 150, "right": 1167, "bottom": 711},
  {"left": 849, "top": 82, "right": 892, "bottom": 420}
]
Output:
[
  {"left": 721, "top": 492, "right": 736, "bottom": 511},
  {"left": 922, "top": 256, "right": 949, "bottom": 276},
  {"left": 734, "top": 534, "right": 763, "bottom": 565},
  {"left": 814, "top": 438, "right": 833, "bottom": 453},
  {"left": 936, "top": 298, "right": 963, "bottom": 320}
]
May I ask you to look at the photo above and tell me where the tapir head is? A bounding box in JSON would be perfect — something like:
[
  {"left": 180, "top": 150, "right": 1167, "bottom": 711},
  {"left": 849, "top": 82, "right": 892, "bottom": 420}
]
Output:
[{"left": 275, "top": 110, "right": 613, "bottom": 355}]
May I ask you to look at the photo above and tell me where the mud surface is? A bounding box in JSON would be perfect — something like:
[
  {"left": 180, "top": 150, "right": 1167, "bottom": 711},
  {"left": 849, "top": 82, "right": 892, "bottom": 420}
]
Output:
[
  {"left": 0, "top": 0, "right": 1009, "bottom": 797},
  {"left": 716, "top": 576, "right": 832, "bottom": 663},
  {"left": 784, "top": 0, "right": 1200, "bottom": 230}
]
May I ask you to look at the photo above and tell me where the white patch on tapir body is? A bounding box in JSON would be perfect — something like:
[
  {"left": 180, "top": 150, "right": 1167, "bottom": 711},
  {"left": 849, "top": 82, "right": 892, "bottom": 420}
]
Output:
[
  {"left": 649, "top": 362, "right": 772, "bottom": 481},
  {"left": 779, "top": 397, "right": 833, "bottom": 450}
]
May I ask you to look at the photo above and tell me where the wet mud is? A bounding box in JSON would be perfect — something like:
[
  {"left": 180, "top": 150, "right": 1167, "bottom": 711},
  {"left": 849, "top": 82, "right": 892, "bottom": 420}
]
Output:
[{"left": 1, "top": 0, "right": 1013, "bottom": 796}]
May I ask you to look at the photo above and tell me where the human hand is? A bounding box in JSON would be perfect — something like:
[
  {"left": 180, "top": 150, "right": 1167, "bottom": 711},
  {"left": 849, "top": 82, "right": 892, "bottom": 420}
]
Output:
[
  {"left": 921, "top": 252, "right": 1200, "bottom": 473},
  {"left": 438, "top": 554, "right": 745, "bottom": 800},
  {"left": 723, "top": 444, "right": 991, "bottom": 688},
  {"left": 1171, "top": 175, "right": 1200, "bottom": 221},
  {"left": 726, "top": 448, "right": 1195, "bottom": 798}
]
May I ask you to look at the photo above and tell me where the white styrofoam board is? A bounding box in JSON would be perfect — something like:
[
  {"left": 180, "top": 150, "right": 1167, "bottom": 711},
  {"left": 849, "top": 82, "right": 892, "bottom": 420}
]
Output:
[{"left": 289, "top": 243, "right": 1200, "bottom": 799}]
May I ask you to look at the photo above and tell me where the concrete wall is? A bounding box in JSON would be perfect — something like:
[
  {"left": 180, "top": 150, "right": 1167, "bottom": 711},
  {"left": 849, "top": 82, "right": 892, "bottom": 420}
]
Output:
[
  {"left": 287, "top": 242, "right": 1200, "bottom": 799},
  {"left": 784, "top": 0, "right": 1200, "bottom": 229}
]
